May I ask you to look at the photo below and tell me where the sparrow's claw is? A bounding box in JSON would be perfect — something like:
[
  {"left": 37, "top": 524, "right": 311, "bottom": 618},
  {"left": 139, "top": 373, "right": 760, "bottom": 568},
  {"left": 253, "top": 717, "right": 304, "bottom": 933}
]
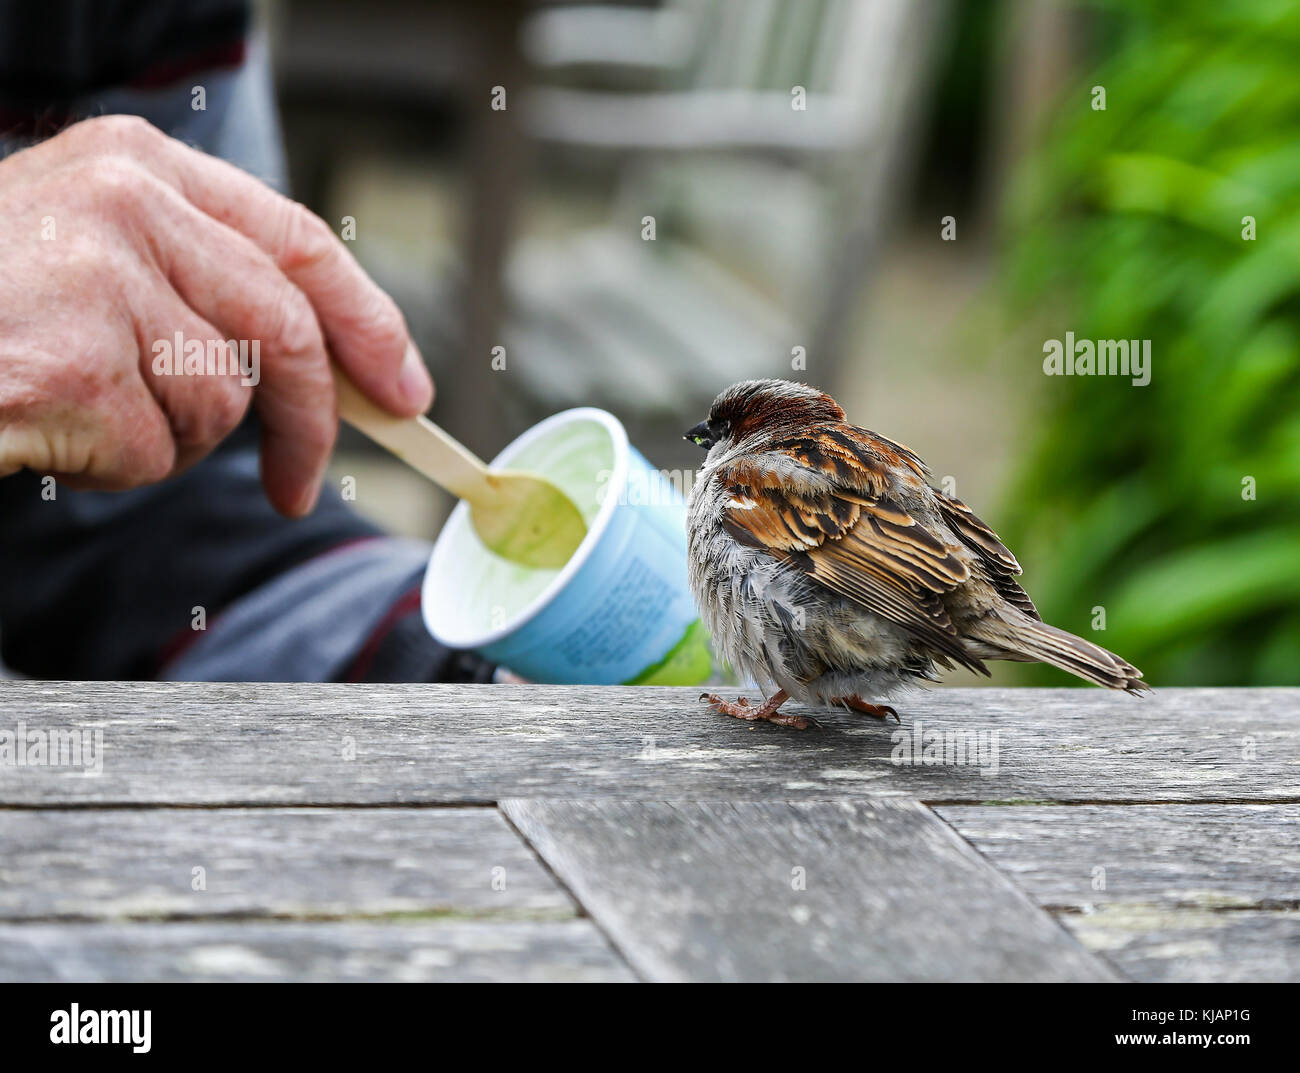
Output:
[
  {"left": 699, "top": 693, "right": 750, "bottom": 711},
  {"left": 770, "top": 709, "right": 821, "bottom": 730},
  {"left": 700, "top": 693, "right": 761, "bottom": 719},
  {"left": 839, "top": 696, "right": 901, "bottom": 723},
  {"left": 699, "top": 689, "right": 815, "bottom": 730}
]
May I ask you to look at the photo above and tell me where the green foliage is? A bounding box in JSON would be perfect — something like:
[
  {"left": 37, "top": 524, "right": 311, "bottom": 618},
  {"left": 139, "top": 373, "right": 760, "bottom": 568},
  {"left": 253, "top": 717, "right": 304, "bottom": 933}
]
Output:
[{"left": 999, "top": 0, "right": 1300, "bottom": 685}]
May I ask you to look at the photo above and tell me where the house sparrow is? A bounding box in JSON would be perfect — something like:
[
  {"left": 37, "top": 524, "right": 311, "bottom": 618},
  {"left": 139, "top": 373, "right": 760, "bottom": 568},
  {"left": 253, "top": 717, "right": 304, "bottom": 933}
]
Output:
[{"left": 685, "top": 379, "right": 1146, "bottom": 729}]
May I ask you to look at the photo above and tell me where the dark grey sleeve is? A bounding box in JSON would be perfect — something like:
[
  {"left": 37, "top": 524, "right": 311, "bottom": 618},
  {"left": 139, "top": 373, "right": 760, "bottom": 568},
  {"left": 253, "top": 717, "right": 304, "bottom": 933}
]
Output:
[{"left": 0, "top": 419, "right": 491, "bottom": 683}]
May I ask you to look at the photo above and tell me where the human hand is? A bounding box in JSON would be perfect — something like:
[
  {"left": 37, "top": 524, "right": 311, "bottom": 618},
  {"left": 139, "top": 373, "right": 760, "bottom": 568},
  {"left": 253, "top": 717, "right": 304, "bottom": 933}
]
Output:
[{"left": 0, "top": 115, "right": 434, "bottom": 515}]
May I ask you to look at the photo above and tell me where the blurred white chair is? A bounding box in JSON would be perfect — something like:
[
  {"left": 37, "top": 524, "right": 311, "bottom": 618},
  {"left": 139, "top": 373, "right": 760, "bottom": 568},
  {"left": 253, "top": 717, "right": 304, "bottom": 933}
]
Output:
[{"left": 505, "top": 0, "right": 946, "bottom": 456}]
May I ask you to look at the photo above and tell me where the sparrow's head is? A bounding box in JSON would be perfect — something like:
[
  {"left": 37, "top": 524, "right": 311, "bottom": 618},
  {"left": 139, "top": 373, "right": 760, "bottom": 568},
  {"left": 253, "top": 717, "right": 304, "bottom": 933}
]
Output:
[{"left": 685, "top": 379, "right": 845, "bottom": 450}]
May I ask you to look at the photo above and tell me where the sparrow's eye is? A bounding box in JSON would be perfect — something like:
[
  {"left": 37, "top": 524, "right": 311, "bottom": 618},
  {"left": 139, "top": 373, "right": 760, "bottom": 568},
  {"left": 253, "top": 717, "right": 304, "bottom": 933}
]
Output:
[{"left": 684, "top": 420, "right": 716, "bottom": 449}]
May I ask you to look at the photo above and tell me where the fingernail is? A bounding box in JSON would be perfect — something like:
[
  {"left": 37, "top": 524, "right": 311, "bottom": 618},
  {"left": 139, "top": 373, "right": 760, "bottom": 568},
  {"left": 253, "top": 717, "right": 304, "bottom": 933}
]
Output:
[{"left": 398, "top": 342, "right": 434, "bottom": 412}]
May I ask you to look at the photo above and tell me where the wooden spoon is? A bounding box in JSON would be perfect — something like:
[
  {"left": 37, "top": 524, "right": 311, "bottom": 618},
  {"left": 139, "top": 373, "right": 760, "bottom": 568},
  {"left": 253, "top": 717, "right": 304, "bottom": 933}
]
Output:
[{"left": 332, "top": 369, "right": 587, "bottom": 569}]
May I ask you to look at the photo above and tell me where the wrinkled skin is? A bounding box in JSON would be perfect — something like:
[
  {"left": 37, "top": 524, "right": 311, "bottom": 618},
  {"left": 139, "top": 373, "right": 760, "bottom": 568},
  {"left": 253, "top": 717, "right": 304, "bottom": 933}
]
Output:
[{"left": 0, "top": 115, "right": 434, "bottom": 516}]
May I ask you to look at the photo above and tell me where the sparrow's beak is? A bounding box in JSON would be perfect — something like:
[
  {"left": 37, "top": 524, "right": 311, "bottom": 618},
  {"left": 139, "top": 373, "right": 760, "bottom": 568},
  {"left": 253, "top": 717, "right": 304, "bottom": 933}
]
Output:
[{"left": 684, "top": 421, "right": 716, "bottom": 449}]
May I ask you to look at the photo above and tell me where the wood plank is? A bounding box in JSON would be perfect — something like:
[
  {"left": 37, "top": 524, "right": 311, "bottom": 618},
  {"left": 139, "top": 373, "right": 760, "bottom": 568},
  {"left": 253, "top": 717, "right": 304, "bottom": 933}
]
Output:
[
  {"left": 937, "top": 804, "right": 1300, "bottom": 909},
  {"left": 1, "top": 682, "right": 1295, "bottom": 805},
  {"left": 500, "top": 798, "right": 1119, "bottom": 982},
  {"left": 0, "top": 807, "right": 574, "bottom": 921},
  {"left": 1065, "top": 908, "right": 1300, "bottom": 984},
  {"left": 937, "top": 804, "right": 1300, "bottom": 982},
  {"left": 0, "top": 921, "right": 633, "bottom": 982}
]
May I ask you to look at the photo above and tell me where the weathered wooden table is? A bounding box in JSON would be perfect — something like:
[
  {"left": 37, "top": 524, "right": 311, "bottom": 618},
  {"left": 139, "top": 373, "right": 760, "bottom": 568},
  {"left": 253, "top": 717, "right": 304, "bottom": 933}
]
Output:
[{"left": 1, "top": 682, "right": 1295, "bottom": 982}]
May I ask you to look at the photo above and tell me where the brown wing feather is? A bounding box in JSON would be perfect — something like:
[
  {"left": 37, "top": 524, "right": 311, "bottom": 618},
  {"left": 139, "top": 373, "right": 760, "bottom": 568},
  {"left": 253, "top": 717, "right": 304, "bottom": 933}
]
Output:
[
  {"left": 717, "top": 432, "right": 989, "bottom": 675},
  {"left": 934, "top": 491, "right": 1040, "bottom": 620}
]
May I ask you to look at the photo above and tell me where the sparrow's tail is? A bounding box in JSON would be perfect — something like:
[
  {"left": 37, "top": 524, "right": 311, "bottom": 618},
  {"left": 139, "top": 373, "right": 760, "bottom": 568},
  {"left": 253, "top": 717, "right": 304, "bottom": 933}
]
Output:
[{"left": 972, "top": 610, "right": 1149, "bottom": 694}]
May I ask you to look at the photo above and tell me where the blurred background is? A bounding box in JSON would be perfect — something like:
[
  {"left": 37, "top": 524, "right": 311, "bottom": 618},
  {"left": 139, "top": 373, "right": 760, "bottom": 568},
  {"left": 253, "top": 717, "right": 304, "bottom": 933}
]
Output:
[{"left": 266, "top": 0, "right": 1300, "bottom": 688}]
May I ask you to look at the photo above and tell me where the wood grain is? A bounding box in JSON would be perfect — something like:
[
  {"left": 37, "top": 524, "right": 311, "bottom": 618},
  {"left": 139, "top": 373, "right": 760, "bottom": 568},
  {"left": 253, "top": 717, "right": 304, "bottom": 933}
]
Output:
[
  {"left": 2, "top": 682, "right": 1294, "bottom": 982},
  {"left": 0, "top": 807, "right": 574, "bottom": 921},
  {"left": 501, "top": 797, "right": 1118, "bottom": 982},
  {"left": 0, "top": 920, "right": 634, "bottom": 982},
  {"left": 937, "top": 804, "right": 1300, "bottom": 909},
  {"left": 937, "top": 804, "right": 1300, "bottom": 981},
  {"left": 1, "top": 682, "right": 1294, "bottom": 805},
  {"left": 1064, "top": 907, "right": 1300, "bottom": 983}
]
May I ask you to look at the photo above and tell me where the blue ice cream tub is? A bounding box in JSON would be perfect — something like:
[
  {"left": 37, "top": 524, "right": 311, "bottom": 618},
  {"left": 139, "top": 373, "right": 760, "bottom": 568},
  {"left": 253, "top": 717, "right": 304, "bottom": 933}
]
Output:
[{"left": 421, "top": 407, "right": 713, "bottom": 685}]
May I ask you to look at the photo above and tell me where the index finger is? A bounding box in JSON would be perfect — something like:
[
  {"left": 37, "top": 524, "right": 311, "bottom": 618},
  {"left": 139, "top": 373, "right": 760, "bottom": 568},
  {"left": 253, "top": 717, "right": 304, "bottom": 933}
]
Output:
[{"left": 145, "top": 128, "right": 434, "bottom": 417}]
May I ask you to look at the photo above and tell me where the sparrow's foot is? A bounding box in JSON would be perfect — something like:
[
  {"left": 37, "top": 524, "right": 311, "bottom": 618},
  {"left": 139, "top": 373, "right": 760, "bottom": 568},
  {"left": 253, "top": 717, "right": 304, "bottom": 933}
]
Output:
[
  {"left": 838, "top": 696, "right": 901, "bottom": 723},
  {"left": 699, "top": 689, "right": 814, "bottom": 730}
]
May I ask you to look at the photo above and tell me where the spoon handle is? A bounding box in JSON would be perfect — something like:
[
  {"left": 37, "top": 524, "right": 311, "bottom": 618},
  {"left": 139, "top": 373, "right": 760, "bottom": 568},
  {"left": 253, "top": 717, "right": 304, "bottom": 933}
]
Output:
[{"left": 332, "top": 367, "right": 494, "bottom": 504}]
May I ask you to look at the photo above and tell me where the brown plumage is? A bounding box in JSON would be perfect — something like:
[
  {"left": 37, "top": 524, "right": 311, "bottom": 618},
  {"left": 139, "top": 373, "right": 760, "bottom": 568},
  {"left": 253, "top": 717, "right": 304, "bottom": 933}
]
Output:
[{"left": 685, "top": 379, "right": 1147, "bottom": 730}]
